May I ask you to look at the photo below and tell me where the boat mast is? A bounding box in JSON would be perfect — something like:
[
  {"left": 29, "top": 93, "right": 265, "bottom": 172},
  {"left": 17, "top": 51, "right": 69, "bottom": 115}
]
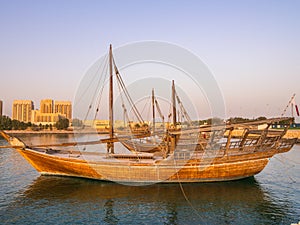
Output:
[
  {"left": 172, "top": 80, "right": 177, "bottom": 128},
  {"left": 152, "top": 88, "right": 155, "bottom": 133},
  {"left": 108, "top": 44, "right": 114, "bottom": 154}
]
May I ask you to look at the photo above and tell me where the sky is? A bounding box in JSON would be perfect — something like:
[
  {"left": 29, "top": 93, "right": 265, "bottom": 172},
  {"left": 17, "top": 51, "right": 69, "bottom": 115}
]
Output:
[{"left": 0, "top": 0, "right": 299, "bottom": 121}]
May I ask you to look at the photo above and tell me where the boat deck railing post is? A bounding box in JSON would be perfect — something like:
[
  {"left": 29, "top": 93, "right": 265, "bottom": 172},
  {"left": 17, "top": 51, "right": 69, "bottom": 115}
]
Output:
[
  {"left": 255, "top": 124, "right": 271, "bottom": 151},
  {"left": 239, "top": 128, "right": 249, "bottom": 151},
  {"left": 224, "top": 127, "right": 234, "bottom": 156}
]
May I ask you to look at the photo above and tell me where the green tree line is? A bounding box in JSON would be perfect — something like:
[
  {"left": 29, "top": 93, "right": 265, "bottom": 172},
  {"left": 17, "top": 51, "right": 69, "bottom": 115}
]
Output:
[{"left": 0, "top": 115, "right": 69, "bottom": 130}]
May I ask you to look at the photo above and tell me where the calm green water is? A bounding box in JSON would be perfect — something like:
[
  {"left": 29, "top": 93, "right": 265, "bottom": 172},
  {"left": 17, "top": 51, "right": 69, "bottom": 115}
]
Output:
[{"left": 0, "top": 134, "right": 299, "bottom": 225}]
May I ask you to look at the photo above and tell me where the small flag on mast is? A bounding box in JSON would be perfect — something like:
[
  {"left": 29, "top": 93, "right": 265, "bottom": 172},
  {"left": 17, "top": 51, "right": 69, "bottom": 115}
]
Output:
[
  {"left": 292, "top": 98, "right": 300, "bottom": 116},
  {"left": 296, "top": 105, "right": 300, "bottom": 117}
]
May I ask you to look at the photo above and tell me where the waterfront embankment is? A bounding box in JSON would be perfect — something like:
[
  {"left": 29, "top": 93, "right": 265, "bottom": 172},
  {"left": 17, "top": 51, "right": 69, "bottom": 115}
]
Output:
[
  {"left": 4, "top": 129, "right": 109, "bottom": 135},
  {"left": 4, "top": 130, "right": 74, "bottom": 134},
  {"left": 284, "top": 130, "right": 300, "bottom": 140}
]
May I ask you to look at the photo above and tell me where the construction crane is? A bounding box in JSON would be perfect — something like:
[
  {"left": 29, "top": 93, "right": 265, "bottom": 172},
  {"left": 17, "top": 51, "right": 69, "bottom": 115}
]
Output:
[{"left": 281, "top": 94, "right": 296, "bottom": 117}]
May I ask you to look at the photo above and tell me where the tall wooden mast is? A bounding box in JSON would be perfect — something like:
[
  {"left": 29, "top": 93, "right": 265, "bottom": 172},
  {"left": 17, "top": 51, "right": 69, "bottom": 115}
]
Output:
[
  {"left": 172, "top": 80, "right": 177, "bottom": 127},
  {"left": 108, "top": 44, "right": 114, "bottom": 153},
  {"left": 152, "top": 88, "right": 155, "bottom": 133}
]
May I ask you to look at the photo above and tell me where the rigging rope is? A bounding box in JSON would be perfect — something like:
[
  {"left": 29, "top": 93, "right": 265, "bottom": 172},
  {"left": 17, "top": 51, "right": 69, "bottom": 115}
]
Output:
[
  {"left": 173, "top": 159, "right": 205, "bottom": 222},
  {"left": 139, "top": 95, "right": 150, "bottom": 119},
  {"left": 116, "top": 76, "right": 131, "bottom": 127},
  {"left": 155, "top": 99, "right": 165, "bottom": 122},
  {"left": 82, "top": 54, "right": 109, "bottom": 123},
  {"left": 113, "top": 57, "right": 144, "bottom": 123},
  {"left": 93, "top": 56, "right": 110, "bottom": 121},
  {"left": 175, "top": 91, "right": 192, "bottom": 125}
]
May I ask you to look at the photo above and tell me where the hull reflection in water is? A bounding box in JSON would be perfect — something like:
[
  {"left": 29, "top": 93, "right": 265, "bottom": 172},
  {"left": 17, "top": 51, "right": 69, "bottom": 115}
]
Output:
[{"left": 11, "top": 176, "right": 291, "bottom": 225}]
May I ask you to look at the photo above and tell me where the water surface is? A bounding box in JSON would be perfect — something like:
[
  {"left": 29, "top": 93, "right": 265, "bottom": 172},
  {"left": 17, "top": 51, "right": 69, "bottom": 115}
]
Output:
[{"left": 0, "top": 134, "right": 299, "bottom": 224}]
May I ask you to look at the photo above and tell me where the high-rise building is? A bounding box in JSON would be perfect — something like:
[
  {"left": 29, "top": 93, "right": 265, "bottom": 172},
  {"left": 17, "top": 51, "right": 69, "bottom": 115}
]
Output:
[
  {"left": 40, "top": 99, "right": 53, "bottom": 113},
  {"left": 12, "top": 100, "right": 34, "bottom": 122},
  {"left": 0, "top": 100, "right": 3, "bottom": 116},
  {"left": 54, "top": 101, "right": 72, "bottom": 120}
]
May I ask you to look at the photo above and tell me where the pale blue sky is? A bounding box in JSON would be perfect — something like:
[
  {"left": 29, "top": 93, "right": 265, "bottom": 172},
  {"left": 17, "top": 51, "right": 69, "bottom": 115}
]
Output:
[{"left": 0, "top": 0, "right": 299, "bottom": 120}]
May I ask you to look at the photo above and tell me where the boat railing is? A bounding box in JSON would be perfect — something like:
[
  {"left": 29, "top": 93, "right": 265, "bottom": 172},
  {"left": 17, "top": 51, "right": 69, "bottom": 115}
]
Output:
[
  {"left": 276, "top": 138, "right": 298, "bottom": 151},
  {"left": 174, "top": 150, "right": 192, "bottom": 160},
  {"left": 219, "top": 126, "right": 293, "bottom": 153},
  {"left": 220, "top": 139, "right": 256, "bottom": 150}
]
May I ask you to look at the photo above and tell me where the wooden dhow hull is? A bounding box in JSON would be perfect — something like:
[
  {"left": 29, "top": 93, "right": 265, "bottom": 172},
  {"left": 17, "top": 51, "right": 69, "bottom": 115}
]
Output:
[
  {"left": 1, "top": 117, "right": 297, "bottom": 183},
  {"left": 14, "top": 142, "right": 293, "bottom": 183}
]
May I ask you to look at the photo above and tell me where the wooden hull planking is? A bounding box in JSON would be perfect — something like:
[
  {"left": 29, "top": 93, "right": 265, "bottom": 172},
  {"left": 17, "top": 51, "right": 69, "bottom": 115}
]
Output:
[{"left": 16, "top": 147, "right": 281, "bottom": 183}]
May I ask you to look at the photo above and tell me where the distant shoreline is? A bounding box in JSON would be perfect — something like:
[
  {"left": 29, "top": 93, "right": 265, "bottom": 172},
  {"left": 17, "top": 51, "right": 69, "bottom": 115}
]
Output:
[
  {"left": 283, "top": 129, "right": 300, "bottom": 141},
  {"left": 5, "top": 130, "right": 74, "bottom": 134},
  {"left": 4, "top": 129, "right": 109, "bottom": 135}
]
